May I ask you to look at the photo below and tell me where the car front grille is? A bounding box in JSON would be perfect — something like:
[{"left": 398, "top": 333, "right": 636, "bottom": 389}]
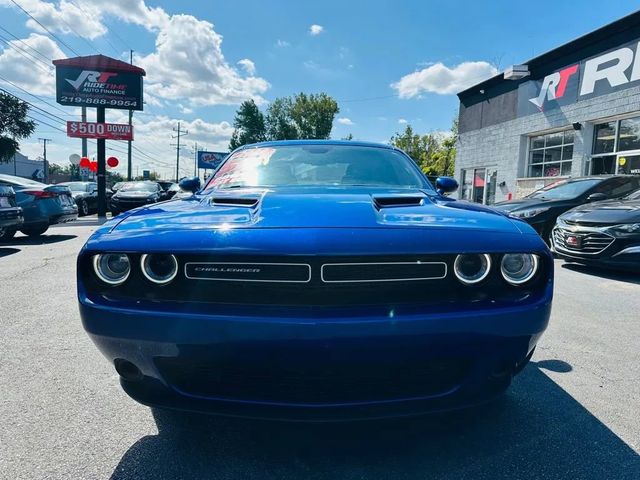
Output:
[
  {"left": 154, "top": 340, "right": 471, "bottom": 404},
  {"left": 83, "top": 253, "right": 550, "bottom": 309},
  {"left": 553, "top": 227, "right": 614, "bottom": 255}
]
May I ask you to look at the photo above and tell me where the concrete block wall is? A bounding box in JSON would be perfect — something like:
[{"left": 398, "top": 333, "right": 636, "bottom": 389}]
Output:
[{"left": 455, "top": 84, "right": 640, "bottom": 202}]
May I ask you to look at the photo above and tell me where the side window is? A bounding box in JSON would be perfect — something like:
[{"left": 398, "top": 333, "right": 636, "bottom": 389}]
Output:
[{"left": 593, "top": 178, "right": 636, "bottom": 197}]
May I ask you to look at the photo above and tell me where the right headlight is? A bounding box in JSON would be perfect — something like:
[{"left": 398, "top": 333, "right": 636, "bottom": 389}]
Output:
[
  {"left": 141, "top": 254, "right": 178, "bottom": 285},
  {"left": 608, "top": 223, "right": 640, "bottom": 234},
  {"left": 501, "top": 253, "right": 539, "bottom": 285},
  {"left": 93, "top": 253, "right": 131, "bottom": 285}
]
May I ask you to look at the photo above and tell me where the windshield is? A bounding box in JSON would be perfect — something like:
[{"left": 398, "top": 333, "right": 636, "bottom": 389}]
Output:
[
  {"left": 120, "top": 182, "right": 158, "bottom": 192},
  {"left": 527, "top": 179, "right": 601, "bottom": 200},
  {"left": 63, "top": 182, "right": 89, "bottom": 192},
  {"left": 626, "top": 187, "right": 640, "bottom": 200},
  {"left": 203, "top": 145, "right": 430, "bottom": 191}
]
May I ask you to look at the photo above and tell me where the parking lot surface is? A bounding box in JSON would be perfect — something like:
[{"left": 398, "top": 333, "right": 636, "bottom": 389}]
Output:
[{"left": 1, "top": 223, "right": 639, "bottom": 479}]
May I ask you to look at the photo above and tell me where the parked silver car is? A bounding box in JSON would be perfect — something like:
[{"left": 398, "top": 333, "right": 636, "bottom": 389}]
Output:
[{"left": 0, "top": 174, "right": 78, "bottom": 239}]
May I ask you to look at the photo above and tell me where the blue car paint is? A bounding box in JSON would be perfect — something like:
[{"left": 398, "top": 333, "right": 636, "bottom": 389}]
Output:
[{"left": 78, "top": 140, "right": 553, "bottom": 420}]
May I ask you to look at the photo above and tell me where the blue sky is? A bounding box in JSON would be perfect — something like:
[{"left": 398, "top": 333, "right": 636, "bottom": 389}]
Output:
[{"left": 0, "top": 0, "right": 638, "bottom": 178}]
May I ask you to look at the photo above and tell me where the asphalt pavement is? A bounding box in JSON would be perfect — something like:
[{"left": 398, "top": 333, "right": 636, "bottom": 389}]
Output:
[{"left": 1, "top": 223, "right": 639, "bottom": 479}]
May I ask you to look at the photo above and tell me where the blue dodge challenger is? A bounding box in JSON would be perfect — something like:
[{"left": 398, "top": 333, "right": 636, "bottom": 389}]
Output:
[{"left": 78, "top": 140, "right": 553, "bottom": 420}]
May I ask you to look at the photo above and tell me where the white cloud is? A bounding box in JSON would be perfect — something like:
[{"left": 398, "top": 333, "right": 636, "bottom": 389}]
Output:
[
  {"left": 309, "top": 24, "right": 324, "bottom": 36},
  {"left": 178, "top": 104, "right": 193, "bottom": 115},
  {"left": 237, "top": 58, "right": 256, "bottom": 75},
  {"left": 137, "top": 14, "right": 269, "bottom": 106},
  {"left": 0, "top": 33, "right": 65, "bottom": 95},
  {"left": 391, "top": 61, "right": 497, "bottom": 97},
  {"left": 2, "top": 1, "right": 269, "bottom": 106},
  {"left": 398, "top": 118, "right": 408, "bottom": 124},
  {"left": 337, "top": 117, "right": 353, "bottom": 125},
  {"left": 275, "top": 39, "right": 290, "bottom": 48}
]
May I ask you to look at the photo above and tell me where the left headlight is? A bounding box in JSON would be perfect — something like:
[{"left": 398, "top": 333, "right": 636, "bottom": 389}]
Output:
[
  {"left": 501, "top": 253, "right": 539, "bottom": 285},
  {"left": 609, "top": 223, "right": 640, "bottom": 234},
  {"left": 509, "top": 207, "right": 549, "bottom": 219},
  {"left": 93, "top": 253, "right": 131, "bottom": 285}
]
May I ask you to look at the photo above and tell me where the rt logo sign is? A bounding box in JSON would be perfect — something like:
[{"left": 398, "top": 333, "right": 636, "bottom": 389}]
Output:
[
  {"left": 528, "top": 41, "right": 640, "bottom": 111},
  {"left": 66, "top": 70, "right": 118, "bottom": 91}
]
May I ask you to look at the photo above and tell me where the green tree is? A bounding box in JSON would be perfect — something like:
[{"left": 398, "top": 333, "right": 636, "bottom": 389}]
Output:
[
  {"left": 390, "top": 120, "right": 457, "bottom": 177},
  {"left": 289, "top": 93, "right": 339, "bottom": 139},
  {"left": 229, "top": 99, "right": 266, "bottom": 150},
  {"left": 265, "top": 97, "right": 298, "bottom": 140},
  {"left": 0, "top": 92, "right": 36, "bottom": 163}
]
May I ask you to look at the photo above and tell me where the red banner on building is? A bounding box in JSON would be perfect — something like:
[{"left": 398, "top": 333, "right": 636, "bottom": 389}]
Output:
[{"left": 66, "top": 121, "right": 134, "bottom": 141}]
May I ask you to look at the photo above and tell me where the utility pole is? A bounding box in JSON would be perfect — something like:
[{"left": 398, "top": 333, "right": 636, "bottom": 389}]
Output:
[
  {"left": 127, "top": 49, "right": 134, "bottom": 181},
  {"left": 171, "top": 122, "right": 188, "bottom": 182},
  {"left": 39, "top": 138, "right": 52, "bottom": 183},
  {"left": 193, "top": 142, "right": 198, "bottom": 177}
]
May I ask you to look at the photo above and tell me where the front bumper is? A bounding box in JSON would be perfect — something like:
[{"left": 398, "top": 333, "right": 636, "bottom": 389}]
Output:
[{"left": 80, "top": 287, "right": 552, "bottom": 419}]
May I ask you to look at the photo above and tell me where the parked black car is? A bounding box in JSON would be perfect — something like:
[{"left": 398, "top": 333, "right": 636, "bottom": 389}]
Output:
[
  {"left": 0, "top": 174, "right": 77, "bottom": 238},
  {"left": 493, "top": 175, "right": 640, "bottom": 243},
  {"left": 157, "top": 180, "right": 179, "bottom": 199},
  {"left": 58, "top": 181, "right": 99, "bottom": 216},
  {"left": 110, "top": 181, "right": 167, "bottom": 216},
  {"left": 553, "top": 187, "right": 640, "bottom": 270},
  {"left": 0, "top": 185, "right": 23, "bottom": 241}
]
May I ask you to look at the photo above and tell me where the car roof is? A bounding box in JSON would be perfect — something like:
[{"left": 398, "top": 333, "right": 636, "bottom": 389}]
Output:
[
  {"left": 563, "top": 175, "right": 636, "bottom": 182},
  {"left": 236, "top": 139, "right": 397, "bottom": 151},
  {"left": 0, "top": 173, "right": 46, "bottom": 186}
]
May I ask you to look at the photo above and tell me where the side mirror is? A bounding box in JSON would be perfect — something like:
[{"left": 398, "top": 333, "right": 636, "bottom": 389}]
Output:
[
  {"left": 435, "top": 176, "right": 458, "bottom": 195},
  {"left": 179, "top": 176, "right": 201, "bottom": 194},
  {"left": 586, "top": 192, "right": 607, "bottom": 202}
]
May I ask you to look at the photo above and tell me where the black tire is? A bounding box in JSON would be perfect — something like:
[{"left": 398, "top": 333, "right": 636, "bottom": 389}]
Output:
[
  {"left": 78, "top": 199, "right": 89, "bottom": 216},
  {"left": 0, "top": 227, "right": 16, "bottom": 241},
  {"left": 20, "top": 225, "right": 49, "bottom": 237}
]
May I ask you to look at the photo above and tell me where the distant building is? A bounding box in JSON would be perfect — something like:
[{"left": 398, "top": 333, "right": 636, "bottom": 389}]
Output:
[
  {"left": 0, "top": 151, "right": 45, "bottom": 180},
  {"left": 456, "top": 11, "right": 640, "bottom": 204}
]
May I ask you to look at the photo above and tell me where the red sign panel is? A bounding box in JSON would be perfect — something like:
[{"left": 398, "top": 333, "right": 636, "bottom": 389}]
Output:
[{"left": 66, "top": 121, "right": 134, "bottom": 141}]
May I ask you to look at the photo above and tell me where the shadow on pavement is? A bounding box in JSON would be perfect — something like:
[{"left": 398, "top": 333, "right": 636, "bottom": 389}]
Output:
[
  {"left": 0, "top": 247, "right": 20, "bottom": 258},
  {"left": 8, "top": 234, "right": 77, "bottom": 246},
  {"left": 561, "top": 263, "right": 640, "bottom": 285},
  {"left": 110, "top": 360, "right": 640, "bottom": 480}
]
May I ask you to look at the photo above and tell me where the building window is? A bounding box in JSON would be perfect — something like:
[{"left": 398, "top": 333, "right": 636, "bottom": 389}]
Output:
[
  {"left": 527, "top": 130, "right": 574, "bottom": 178},
  {"left": 591, "top": 115, "right": 640, "bottom": 174}
]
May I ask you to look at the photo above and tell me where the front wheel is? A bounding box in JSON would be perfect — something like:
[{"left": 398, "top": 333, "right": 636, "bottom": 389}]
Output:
[
  {"left": 20, "top": 225, "right": 49, "bottom": 237},
  {"left": 0, "top": 227, "right": 16, "bottom": 241}
]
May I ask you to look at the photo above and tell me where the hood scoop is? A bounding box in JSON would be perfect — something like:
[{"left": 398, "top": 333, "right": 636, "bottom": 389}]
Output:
[
  {"left": 210, "top": 196, "right": 260, "bottom": 208},
  {"left": 373, "top": 195, "right": 425, "bottom": 210}
]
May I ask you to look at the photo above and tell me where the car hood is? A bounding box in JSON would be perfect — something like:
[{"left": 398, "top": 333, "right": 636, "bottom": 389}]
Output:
[
  {"left": 493, "top": 197, "right": 559, "bottom": 212},
  {"left": 109, "top": 187, "right": 525, "bottom": 233},
  {"left": 561, "top": 198, "right": 640, "bottom": 224}
]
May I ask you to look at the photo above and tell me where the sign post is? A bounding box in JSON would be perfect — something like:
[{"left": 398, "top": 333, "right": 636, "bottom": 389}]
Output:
[{"left": 53, "top": 55, "right": 145, "bottom": 218}]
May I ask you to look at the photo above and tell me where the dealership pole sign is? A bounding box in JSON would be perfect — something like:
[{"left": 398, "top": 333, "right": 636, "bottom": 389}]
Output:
[
  {"left": 54, "top": 55, "right": 145, "bottom": 218},
  {"left": 55, "top": 67, "right": 143, "bottom": 110},
  {"left": 517, "top": 39, "right": 640, "bottom": 116},
  {"left": 67, "top": 121, "right": 134, "bottom": 141},
  {"left": 197, "top": 151, "right": 227, "bottom": 170}
]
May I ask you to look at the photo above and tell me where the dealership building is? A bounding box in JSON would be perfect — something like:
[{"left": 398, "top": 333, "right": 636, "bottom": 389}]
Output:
[{"left": 455, "top": 11, "right": 640, "bottom": 204}]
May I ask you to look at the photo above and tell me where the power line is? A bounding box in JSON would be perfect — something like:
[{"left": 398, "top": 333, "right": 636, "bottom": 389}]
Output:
[
  {"left": 9, "top": 0, "right": 82, "bottom": 56},
  {"left": 0, "top": 34, "right": 53, "bottom": 75},
  {"left": 0, "top": 73, "right": 77, "bottom": 117},
  {"left": 0, "top": 25, "right": 54, "bottom": 64}
]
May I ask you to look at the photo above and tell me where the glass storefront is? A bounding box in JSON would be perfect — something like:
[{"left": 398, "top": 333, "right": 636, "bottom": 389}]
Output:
[
  {"left": 460, "top": 167, "right": 497, "bottom": 204},
  {"left": 527, "top": 130, "right": 574, "bottom": 177},
  {"left": 590, "top": 116, "right": 640, "bottom": 175}
]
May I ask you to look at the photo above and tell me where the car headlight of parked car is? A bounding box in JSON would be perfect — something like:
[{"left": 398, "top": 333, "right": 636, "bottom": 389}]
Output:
[
  {"left": 93, "top": 253, "right": 131, "bottom": 285},
  {"left": 501, "top": 254, "right": 539, "bottom": 285},
  {"left": 509, "top": 207, "right": 550, "bottom": 219},
  {"left": 608, "top": 223, "right": 640, "bottom": 234}
]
